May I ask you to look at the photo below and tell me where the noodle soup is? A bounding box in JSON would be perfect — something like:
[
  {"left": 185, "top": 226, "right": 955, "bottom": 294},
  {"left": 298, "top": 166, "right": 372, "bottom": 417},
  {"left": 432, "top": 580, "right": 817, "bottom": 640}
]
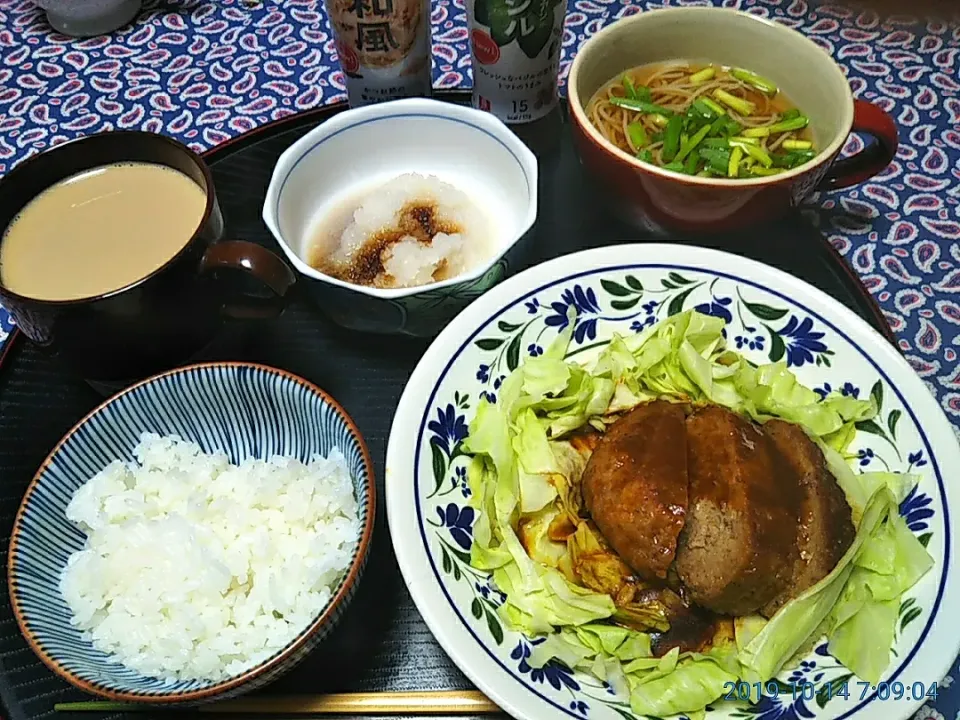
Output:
[
  {"left": 586, "top": 62, "right": 817, "bottom": 180},
  {"left": 567, "top": 7, "right": 898, "bottom": 232}
]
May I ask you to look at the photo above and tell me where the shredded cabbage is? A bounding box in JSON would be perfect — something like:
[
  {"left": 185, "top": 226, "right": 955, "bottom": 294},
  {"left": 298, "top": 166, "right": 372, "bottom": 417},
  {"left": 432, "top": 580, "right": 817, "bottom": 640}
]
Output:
[{"left": 463, "top": 309, "right": 933, "bottom": 717}]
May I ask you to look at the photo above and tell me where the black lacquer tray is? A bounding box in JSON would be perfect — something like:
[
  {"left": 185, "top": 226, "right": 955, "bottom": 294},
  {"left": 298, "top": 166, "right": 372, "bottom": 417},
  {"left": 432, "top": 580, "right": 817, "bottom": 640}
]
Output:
[{"left": 0, "top": 91, "right": 894, "bottom": 720}]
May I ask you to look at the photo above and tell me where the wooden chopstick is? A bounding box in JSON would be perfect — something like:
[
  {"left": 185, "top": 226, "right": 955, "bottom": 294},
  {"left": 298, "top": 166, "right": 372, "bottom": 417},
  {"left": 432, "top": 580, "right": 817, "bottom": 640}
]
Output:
[
  {"left": 208, "top": 691, "right": 501, "bottom": 714},
  {"left": 55, "top": 690, "right": 503, "bottom": 715}
]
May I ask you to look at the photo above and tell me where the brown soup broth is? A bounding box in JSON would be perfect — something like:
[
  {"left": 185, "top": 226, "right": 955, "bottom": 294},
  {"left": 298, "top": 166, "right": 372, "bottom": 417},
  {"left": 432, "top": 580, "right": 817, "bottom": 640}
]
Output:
[
  {"left": 625, "top": 62, "right": 808, "bottom": 132},
  {"left": 588, "top": 61, "right": 813, "bottom": 159}
]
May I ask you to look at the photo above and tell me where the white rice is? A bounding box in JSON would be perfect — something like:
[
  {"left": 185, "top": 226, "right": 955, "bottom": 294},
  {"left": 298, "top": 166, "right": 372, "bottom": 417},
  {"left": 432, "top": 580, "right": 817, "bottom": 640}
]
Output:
[
  {"left": 59, "top": 433, "right": 360, "bottom": 683},
  {"left": 327, "top": 172, "right": 490, "bottom": 288}
]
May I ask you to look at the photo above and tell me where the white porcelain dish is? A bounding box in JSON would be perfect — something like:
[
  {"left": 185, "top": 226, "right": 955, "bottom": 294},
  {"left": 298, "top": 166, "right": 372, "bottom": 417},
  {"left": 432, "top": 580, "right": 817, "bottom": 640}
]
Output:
[
  {"left": 262, "top": 98, "right": 538, "bottom": 336},
  {"left": 386, "top": 244, "right": 959, "bottom": 720}
]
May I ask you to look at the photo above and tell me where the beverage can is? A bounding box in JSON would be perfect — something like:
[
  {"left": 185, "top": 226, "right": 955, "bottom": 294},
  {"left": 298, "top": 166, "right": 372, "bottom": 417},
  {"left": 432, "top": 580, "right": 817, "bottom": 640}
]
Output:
[
  {"left": 325, "top": 0, "right": 433, "bottom": 107},
  {"left": 466, "top": 0, "right": 565, "bottom": 124}
]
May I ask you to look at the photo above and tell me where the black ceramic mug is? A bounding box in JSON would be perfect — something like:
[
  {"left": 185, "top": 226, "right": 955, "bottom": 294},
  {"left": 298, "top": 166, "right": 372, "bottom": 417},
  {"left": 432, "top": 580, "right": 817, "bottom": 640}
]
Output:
[{"left": 0, "top": 131, "right": 297, "bottom": 386}]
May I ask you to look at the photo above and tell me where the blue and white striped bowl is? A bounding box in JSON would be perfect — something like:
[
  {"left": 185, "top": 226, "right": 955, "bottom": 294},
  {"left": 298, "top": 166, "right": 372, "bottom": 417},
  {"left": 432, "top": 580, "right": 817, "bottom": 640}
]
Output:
[{"left": 7, "top": 362, "right": 375, "bottom": 704}]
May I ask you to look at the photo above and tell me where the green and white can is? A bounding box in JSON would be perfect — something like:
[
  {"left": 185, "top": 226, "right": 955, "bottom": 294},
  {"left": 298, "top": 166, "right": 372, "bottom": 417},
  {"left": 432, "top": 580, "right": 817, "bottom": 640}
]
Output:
[
  {"left": 466, "top": 0, "right": 566, "bottom": 124},
  {"left": 325, "top": 0, "right": 432, "bottom": 107}
]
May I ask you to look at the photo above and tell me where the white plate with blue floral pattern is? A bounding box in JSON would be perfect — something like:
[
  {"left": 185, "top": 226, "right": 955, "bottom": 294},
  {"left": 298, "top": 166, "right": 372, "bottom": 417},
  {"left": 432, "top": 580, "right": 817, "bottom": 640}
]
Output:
[{"left": 385, "top": 244, "right": 960, "bottom": 720}]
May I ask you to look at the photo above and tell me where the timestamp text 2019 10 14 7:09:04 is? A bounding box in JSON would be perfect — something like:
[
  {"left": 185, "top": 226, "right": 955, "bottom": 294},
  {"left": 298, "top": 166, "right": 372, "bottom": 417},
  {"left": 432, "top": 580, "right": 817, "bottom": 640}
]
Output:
[{"left": 721, "top": 680, "right": 940, "bottom": 705}]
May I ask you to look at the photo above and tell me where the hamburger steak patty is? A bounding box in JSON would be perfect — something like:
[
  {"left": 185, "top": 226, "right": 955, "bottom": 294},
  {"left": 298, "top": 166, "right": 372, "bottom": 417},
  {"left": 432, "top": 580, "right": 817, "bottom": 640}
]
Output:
[
  {"left": 581, "top": 401, "right": 688, "bottom": 581},
  {"left": 759, "top": 419, "right": 856, "bottom": 617},
  {"left": 674, "top": 406, "right": 803, "bottom": 616}
]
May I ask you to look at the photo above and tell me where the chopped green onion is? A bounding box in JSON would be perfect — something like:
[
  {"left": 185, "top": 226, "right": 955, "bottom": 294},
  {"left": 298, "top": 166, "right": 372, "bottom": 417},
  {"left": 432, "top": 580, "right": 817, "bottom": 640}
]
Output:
[
  {"left": 690, "top": 98, "right": 720, "bottom": 122},
  {"left": 675, "top": 124, "right": 712, "bottom": 163},
  {"left": 702, "top": 138, "right": 730, "bottom": 149},
  {"left": 771, "top": 149, "right": 817, "bottom": 169},
  {"left": 689, "top": 66, "right": 716, "bottom": 85},
  {"left": 782, "top": 139, "right": 813, "bottom": 150},
  {"left": 706, "top": 116, "right": 727, "bottom": 136},
  {"left": 729, "top": 135, "right": 759, "bottom": 145},
  {"left": 731, "top": 139, "right": 773, "bottom": 167},
  {"left": 741, "top": 115, "right": 810, "bottom": 137},
  {"left": 690, "top": 98, "right": 713, "bottom": 119},
  {"left": 709, "top": 115, "right": 740, "bottom": 141},
  {"left": 709, "top": 114, "right": 741, "bottom": 138},
  {"left": 610, "top": 96, "right": 673, "bottom": 115},
  {"left": 781, "top": 108, "right": 801, "bottom": 121},
  {"left": 636, "top": 148, "right": 654, "bottom": 164},
  {"left": 728, "top": 145, "right": 743, "bottom": 178},
  {"left": 730, "top": 67, "right": 779, "bottom": 96},
  {"left": 700, "top": 147, "right": 731, "bottom": 174},
  {"left": 683, "top": 114, "right": 708, "bottom": 134},
  {"left": 713, "top": 89, "right": 756, "bottom": 116},
  {"left": 706, "top": 156, "right": 731, "bottom": 175},
  {"left": 621, "top": 75, "right": 638, "bottom": 100},
  {"left": 721, "top": 118, "right": 743, "bottom": 137},
  {"left": 749, "top": 166, "right": 784, "bottom": 177},
  {"left": 788, "top": 149, "right": 817, "bottom": 165},
  {"left": 650, "top": 113, "right": 670, "bottom": 128},
  {"left": 627, "top": 122, "right": 649, "bottom": 149},
  {"left": 683, "top": 150, "right": 700, "bottom": 175},
  {"left": 698, "top": 147, "right": 727, "bottom": 160},
  {"left": 700, "top": 97, "right": 727, "bottom": 117},
  {"left": 662, "top": 115, "right": 682, "bottom": 162},
  {"left": 748, "top": 147, "right": 774, "bottom": 168},
  {"left": 636, "top": 85, "right": 653, "bottom": 102},
  {"left": 662, "top": 161, "right": 686, "bottom": 174},
  {"left": 691, "top": 99, "right": 716, "bottom": 119}
]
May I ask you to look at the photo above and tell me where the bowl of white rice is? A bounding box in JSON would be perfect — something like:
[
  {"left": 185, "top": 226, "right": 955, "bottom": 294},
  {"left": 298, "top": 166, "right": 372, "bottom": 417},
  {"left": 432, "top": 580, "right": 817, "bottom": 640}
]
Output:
[{"left": 7, "top": 362, "right": 375, "bottom": 704}]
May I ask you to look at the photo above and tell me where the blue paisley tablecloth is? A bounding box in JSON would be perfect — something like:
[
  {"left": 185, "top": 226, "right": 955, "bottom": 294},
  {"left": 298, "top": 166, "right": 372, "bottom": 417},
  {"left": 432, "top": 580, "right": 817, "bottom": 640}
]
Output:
[{"left": 0, "top": 0, "right": 958, "bottom": 717}]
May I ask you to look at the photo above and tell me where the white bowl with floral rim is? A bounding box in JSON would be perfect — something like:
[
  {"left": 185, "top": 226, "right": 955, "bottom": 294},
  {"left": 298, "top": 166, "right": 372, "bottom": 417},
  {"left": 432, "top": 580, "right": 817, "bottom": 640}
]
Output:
[{"left": 385, "top": 244, "right": 960, "bottom": 720}]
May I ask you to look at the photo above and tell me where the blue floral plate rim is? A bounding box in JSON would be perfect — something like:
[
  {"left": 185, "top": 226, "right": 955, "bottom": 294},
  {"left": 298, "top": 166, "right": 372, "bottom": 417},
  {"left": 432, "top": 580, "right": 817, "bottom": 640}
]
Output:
[{"left": 386, "top": 243, "right": 960, "bottom": 720}]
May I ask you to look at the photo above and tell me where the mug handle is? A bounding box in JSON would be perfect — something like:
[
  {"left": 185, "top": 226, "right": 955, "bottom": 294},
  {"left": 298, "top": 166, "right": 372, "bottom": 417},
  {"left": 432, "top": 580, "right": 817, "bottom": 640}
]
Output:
[
  {"left": 817, "top": 99, "right": 899, "bottom": 192},
  {"left": 200, "top": 240, "right": 297, "bottom": 320}
]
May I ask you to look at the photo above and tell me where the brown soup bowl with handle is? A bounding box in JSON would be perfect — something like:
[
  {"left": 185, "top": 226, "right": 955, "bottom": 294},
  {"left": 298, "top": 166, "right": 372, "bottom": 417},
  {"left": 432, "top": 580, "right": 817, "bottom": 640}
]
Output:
[
  {"left": 0, "top": 131, "right": 297, "bottom": 392},
  {"left": 566, "top": 7, "right": 899, "bottom": 234}
]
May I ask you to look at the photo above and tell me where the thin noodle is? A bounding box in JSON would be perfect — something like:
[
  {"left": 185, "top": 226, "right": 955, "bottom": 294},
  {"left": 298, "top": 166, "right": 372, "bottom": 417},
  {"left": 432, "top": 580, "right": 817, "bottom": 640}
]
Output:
[
  {"left": 623, "top": 114, "right": 636, "bottom": 153},
  {"left": 769, "top": 131, "right": 793, "bottom": 152},
  {"left": 587, "top": 62, "right": 812, "bottom": 177}
]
